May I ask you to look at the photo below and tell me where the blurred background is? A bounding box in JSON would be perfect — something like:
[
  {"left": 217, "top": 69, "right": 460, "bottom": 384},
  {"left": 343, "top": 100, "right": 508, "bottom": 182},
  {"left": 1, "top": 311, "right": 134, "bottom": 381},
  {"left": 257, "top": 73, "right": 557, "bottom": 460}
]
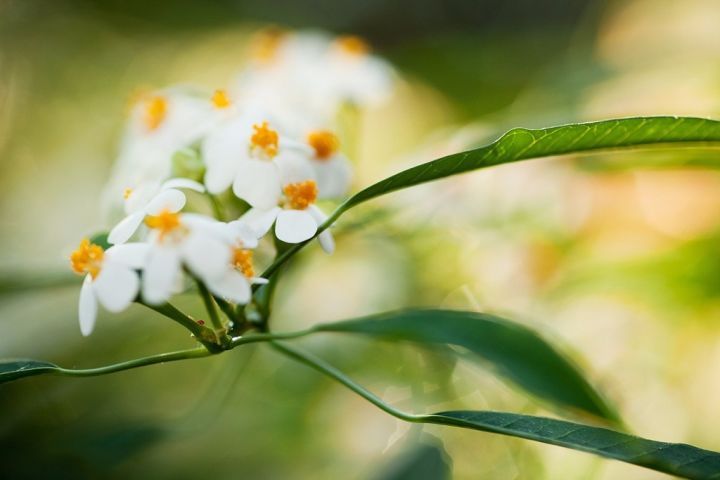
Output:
[{"left": 1, "top": 0, "right": 720, "bottom": 478}]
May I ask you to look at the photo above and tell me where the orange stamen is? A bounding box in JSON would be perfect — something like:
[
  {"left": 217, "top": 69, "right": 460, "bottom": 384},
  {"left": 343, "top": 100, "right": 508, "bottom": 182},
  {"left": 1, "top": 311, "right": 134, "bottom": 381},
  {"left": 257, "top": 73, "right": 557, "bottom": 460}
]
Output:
[
  {"left": 307, "top": 130, "right": 340, "bottom": 160},
  {"left": 145, "top": 209, "right": 182, "bottom": 240},
  {"left": 250, "top": 121, "right": 279, "bottom": 158},
  {"left": 211, "top": 89, "right": 231, "bottom": 109},
  {"left": 144, "top": 95, "right": 168, "bottom": 131},
  {"left": 250, "top": 28, "right": 287, "bottom": 63},
  {"left": 232, "top": 248, "right": 255, "bottom": 278},
  {"left": 335, "top": 35, "right": 370, "bottom": 56},
  {"left": 283, "top": 180, "right": 318, "bottom": 210},
  {"left": 70, "top": 239, "right": 105, "bottom": 279}
]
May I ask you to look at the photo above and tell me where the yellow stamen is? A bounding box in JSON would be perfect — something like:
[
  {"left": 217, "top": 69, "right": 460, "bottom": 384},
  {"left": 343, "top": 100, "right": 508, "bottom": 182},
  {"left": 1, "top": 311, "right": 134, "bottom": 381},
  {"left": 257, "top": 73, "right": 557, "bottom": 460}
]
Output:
[
  {"left": 283, "top": 180, "right": 318, "bottom": 210},
  {"left": 211, "top": 89, "right": 231, "bottom": 109},
  {"left": 144, "top": 95, "right": 168, "bottom": 131},
  {"left": 307, "top": 130, "right": 340, "bottom": 160},
  {"left": 250, "top": 28, "right": 287, "bottom": 63},
  {"left": 123, "top": 187, "right": 134, "bottom": 200},
  {"left": 70, "top": 238, "right": 105, "bottom": 279},
  {"left": 250, "top": 121, "right": 279, "bottom": 158},
  {"left": 232, "top": 248, "right": 255, "bottom": 278},
  {"left": 145, "top": 209, "right": 182, "bottom": 240},
  {"left": 335, "top": 35, "right": 370, "bottom": 56}
]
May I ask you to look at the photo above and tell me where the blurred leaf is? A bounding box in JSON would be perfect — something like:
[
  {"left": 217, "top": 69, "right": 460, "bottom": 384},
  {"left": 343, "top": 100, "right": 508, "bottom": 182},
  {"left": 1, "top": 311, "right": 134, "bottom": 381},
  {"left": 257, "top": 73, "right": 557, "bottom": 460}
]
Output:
[
  {"left": 425, "top": 410, "right": 720, "bottom": 480},
  {"left": 341, "top": 117, "right": 720, "bottom": 211},
  {"left": 374, "top": 437, "right": 451, "bottom": 480},
  {"left": 317, "top": 309, "right": 618, "bottom": 422},
  {"left": 0, "top": 359, "right": 60, "bottom": 383}
]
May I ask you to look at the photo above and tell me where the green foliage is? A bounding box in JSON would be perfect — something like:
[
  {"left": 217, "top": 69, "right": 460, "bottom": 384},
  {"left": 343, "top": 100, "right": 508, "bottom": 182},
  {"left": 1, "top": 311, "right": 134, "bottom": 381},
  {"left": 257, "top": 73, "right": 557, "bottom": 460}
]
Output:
[{"left": 318, "top": 309, "right": 618, "bottom": 422}]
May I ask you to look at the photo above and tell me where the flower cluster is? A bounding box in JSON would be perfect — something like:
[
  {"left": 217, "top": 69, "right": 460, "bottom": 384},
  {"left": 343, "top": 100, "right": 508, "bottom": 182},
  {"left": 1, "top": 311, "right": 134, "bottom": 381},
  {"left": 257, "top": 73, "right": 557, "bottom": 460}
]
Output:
[{"left": 71, "top": 30, "right": 393, "bottom": 335}]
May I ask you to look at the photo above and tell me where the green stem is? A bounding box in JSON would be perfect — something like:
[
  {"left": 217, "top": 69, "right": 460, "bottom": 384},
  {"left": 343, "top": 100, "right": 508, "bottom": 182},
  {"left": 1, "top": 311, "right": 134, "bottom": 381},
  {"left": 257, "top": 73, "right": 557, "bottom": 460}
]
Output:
[
  {"left": 196, "top": 280, "right": 224, "bottom": 332},
  {"left": 53, "top": 346, "right": 212, "bottom": 377},
  {"left": 271, "top": 342, "right": 419, "bottom": 422},
  {"left": 139, "top": 300, "right": 221, "bottom": 352},
  {"left": 207, "top": 193, "right": 226, "bottom": 221}
]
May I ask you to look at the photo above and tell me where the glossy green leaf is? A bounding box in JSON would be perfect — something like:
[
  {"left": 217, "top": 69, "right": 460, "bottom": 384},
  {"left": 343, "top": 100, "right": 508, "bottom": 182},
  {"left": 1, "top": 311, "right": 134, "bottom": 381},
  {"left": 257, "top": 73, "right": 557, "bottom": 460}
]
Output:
[
  {"left": 317, "top": 309, "right": 618, "bottom": 422},
  {"left": 342, "top": 116, "right": 720, "bottom": 210},
  {"left": 424, "top": 410, "right": 720, "bottom": 480},
  {"left": 263, "top": 116, "right": 720, "bottom": 278},
  {"left": 0, "top": 359, "right": 61, "bottom": 383}
]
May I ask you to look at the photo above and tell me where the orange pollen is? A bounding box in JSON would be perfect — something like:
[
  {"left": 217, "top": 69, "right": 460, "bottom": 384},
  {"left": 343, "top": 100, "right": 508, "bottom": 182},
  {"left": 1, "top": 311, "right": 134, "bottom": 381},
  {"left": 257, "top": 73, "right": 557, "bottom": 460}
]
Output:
[
  {"left": 307, "top": 130, "right": 340, "bottom": 160},
  {"left": 336, "top": 35, "right": 370, "bottom": 56},
  {"left": 283, "top": 180, "right": 318, "bottom": 210},
  {"left": 211, "top": 89, "right": 231, "bottom": 109},
  {"left": 250, "top": 121, "right": 279, "bottom": 158},
  {"left": 144, "top": 209, "right": 182, "bottom": 239},
  {"left": 144, "top": 95, "right": 168, "bottom": 131},
  {"left": 123, "top": 187, "right": 133, "bottom": 200},
  {"left": 232, "top": 248, "right": 255, "bottom": 278},
  {"left": 70, "top": 238, "right": 105, "bottom": 279},
  {"left": 251, "top": 28, "right": 287, "bottom": 63}
]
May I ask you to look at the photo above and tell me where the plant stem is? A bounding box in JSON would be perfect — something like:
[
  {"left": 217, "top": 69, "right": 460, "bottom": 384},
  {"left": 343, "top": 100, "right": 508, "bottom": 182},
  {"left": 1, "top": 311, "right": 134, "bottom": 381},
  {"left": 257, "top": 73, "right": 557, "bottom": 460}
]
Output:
[
  {"left": 139, "top": 300, "right": 221, "bottom": 352},
  {"left": 271, "top": 342, "right": 419, "bottom": 422},
  {"left": 196, "top": 280, "right": 224, "bottom": 332},
  {"left": 207, "top": 193, "right": 226, "bottom": 221}
]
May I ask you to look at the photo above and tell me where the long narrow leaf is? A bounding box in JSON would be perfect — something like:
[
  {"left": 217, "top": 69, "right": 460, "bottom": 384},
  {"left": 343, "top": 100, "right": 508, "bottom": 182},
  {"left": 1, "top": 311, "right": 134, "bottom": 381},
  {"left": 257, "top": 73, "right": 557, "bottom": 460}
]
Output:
[{"left": 317, "top": 309, "right": 618, "bottom": 422}]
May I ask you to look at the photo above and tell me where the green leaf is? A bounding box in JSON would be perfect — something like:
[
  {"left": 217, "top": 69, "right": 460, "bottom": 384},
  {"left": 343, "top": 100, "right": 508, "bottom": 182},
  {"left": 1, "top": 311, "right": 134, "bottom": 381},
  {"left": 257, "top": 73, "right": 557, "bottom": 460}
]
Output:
[
  {"left": 424, "top": 411, "right": 720, "bottom": 480},
  {"left": 263, "top": 116, "right": 720, "bottom": 278},
  {"left": 0, "top": 359, "right": 60, "bottom": 383},
  {"left": 317, "top": 309, "right": 618, "bottom": 422},
  {"left": 342, "top": 116, "right": 720, "bottom": 210}
]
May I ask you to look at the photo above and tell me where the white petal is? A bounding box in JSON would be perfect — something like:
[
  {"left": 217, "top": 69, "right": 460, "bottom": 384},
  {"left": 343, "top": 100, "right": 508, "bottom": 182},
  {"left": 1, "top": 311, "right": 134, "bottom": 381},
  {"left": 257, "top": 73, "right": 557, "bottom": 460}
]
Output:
[
  {"left": 314, "top": 154, "right": 352, "bottom": 198},
  {"left": 161, "top": 178, "right": 205, "bottom": 193},
  {"left": 93, "top": 262, "right": 139, "bottom": 313},
  {"left": 232, "top": 159, "right": 281, "bottom": 209},
  {"left": 227, "top": 220, "right": 261, "bottom": 248},
  {"left": 79, "top": 275, "right": 97, "bottom": 336},
  {"left": 241, "top": 207, "right": 281, "bottom": 237},
  {"left": 275, "top": 150, "right": 316, "bottom": 186},
  {"left": 108, "top": 212, "right": 145, "bottom": 245},
  {"left": 275, "top": 209, "right": 317, "bottom": 243},
  {"left": 204, "top": 156, "right": 238, "bottom": 194},
  {"left": 205, "top": 270, "right": 251, "bottom": 304},
  {"left": 145, "top": 189, "right": 186, "bottom": 215},
  {"left": 181, "top": 232, "right": 232, "bottom": 280},
  {"left": 318, "top": 230, "right": 335, "bottom": 254},
  {"left": 105, "top": 242, "right": 150, "bottom": 269},
  {"left": 142, "top": 246, "right": 182, "bottom": 305},
  {"left": 251, "top": 277, "right": 269, "bottom": 285}
]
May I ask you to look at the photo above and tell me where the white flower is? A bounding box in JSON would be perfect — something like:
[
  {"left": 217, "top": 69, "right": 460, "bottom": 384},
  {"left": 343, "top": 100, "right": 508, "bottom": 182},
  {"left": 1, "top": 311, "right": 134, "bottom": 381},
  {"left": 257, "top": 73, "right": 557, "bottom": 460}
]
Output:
[
  {"left": 305, "top": 129, "right": 352, "bottom": 198},
  {"left": 70, "top": 239, "right": 149, "bottom": 336},
  {"left": 102, "top": 88, "right": 232, "bottom": 214},
  {"left": 107, "top": 178, "right": 205, "bottom": 245},
  {"left": 202, "top": 220, "right": 268, "bottom": 304},
  {"left": 140, "top": 211, "right": 232, "bottom": 305},
  {"left": 241, "top": 156, "right": 335, "bottom": 253},
  {"left": 234, "top": 30, "right": 394, "bottom": 127},
  {"left": 201, "top": 115, "right": 311, "bottom": 209}
]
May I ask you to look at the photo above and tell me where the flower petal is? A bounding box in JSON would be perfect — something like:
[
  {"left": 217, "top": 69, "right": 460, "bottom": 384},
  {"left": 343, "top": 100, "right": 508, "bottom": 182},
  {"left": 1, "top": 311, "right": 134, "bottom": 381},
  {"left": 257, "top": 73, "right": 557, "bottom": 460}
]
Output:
[
  {"left": 314, "top": 154, "right": 352, "bottom": 198},
  {"left": 142, "top": 246, "right": 182, "bottom": 305},
  {"left": 202, "top": 117, "right": 252, "bottom": 194},
  {"left": 232, "top": 159, "right": 281, "bottom": 209},
  {"left": 227, "top": 220, "right": 261, "bottom": 248},
  {"left": 79, "top": 275, "right": 97, "bottom": 336},
  {"left": 308, "top": 205, "right": 335, "bottom": 254},
  {"left": 105, "top": 242, "right": 151, "bottom": 269},
  {"left": 94, "top": 262, "right": 139, "bottom": 313},
  {"left": 108, "top": 211, "right": 145, "bottom": 245},
  {"left": 145, "top": 189, "right": 186, "bottom": 215},
  {"left": 275, "top": 150, "right": 316, "bottom": 186},
  {"left": 161, "top": 178, "right": 206, "bottom": 193},
  {"left": 181, "top": 231, "right": 232, "bottom": 280},
  {"left": 205, "top": 270, "right": 251, "bottom": 304},
  {"left": 275, "top": 209, "right": 317, "bottom": 243},
  {"left": 241, "top": 207, "right": 281, "bottom": 237}
]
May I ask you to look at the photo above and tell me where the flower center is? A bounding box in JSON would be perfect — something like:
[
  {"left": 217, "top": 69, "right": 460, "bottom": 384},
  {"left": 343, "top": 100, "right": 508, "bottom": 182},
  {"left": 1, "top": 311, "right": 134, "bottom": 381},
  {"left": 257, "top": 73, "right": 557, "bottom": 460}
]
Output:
[
  {"left": 211, "top": 89, "right": 231, "bottom": 109},
  {"left": 145, "top": 209, "right": 182, "bottom": 241},
  {"left": 307, "top": 130, "right": 340, "bottom": 160},
  {"left": 335, "top": 35, "right": 370, "bottom": 56},
  {"left": 250, "top": 28, "right": 286, "bottom": 63},
  {"left": 70, "top": 238, "right": 105, "bottom": 279},
  {"left": 123, "top": 187, "right": 134, "bottom": 200},
  {"left": 283, "top": 180, "right": 318, "bottom": 210},
  {"left": 232, "top": 247, "right": 255, "bottom": 278},
  {"left": 144, "top": 95, "right": 168, "bottom": 131},
  {"left": 250, "top": 121, "right": 279, "bottom": 159}
]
